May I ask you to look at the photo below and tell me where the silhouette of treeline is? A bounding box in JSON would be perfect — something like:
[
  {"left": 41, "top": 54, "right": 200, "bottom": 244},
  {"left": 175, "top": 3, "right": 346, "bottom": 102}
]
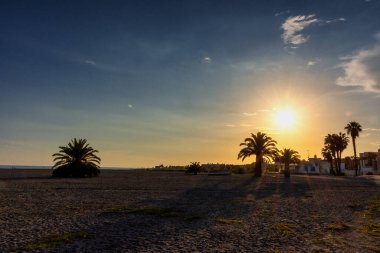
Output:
[{"left": 151, "top": 163, "right": 255, "bottom": 174}]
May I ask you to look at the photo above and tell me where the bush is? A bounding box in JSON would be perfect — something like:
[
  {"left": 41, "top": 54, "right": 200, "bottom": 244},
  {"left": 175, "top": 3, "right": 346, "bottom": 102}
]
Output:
[
  {"left": 52, "top": 164, "right": 100, "bottom": 178},
  {"left": 186, "top": 162, "right": 201, "bottom": 175}
]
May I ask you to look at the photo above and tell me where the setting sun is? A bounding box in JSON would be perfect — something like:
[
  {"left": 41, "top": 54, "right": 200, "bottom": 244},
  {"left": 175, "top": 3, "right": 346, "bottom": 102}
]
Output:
[{"left": 275, "top": 110, "right": 296, "bottom": 129}]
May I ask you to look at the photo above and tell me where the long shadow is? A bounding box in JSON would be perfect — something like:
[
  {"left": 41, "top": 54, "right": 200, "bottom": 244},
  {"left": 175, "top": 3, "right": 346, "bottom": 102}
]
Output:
[{"left": 49, "top": 173, "right": 317, "bottom": 252}]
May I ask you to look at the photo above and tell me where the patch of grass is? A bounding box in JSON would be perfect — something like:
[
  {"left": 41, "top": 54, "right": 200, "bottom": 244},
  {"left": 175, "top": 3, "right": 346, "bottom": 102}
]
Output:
[
  {"left": 312, "top": 235, "right": 346, "bottom": 247},
  {"left": 358, "top": 201, "right": 380, "bottom": 238},
  {"left": 18, "top": 231, "right": 90, "bottom": 250},
  {"left": 256, "top": 209, "right": 272, "bottom": 218},
  {"left": 213, "top": 218, "right": 244, "bottom": 224},
  {"left": 326, "top": 223, "right": 350, "bottom": 231},
  {"left": 362, "top": 222, "right": 380, "bottom": 238},
  {"left": 272, "top": 223, "right": 296, "bottom": 236},
  {"left": 361, "top": 201, "right": 380, "bottom": 218}
]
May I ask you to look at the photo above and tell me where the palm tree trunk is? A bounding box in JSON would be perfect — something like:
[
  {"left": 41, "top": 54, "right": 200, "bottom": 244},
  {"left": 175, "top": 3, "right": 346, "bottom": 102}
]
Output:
[
  {"left": 353, "top": 138, "right": 358, "bottom": 176},
  {"left": 284, "top": 162, "right": 290, "bottom": 178},
  {"left": 254, "top": 156, "right": 262, "bottom": 177}
]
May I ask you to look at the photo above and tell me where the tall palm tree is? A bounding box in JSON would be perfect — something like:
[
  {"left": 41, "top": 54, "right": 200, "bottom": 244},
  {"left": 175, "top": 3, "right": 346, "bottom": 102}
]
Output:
[
  {"left": 345, "top": 121, "right": 362, "bottom": 176},
  {"left": 277, "top": 148, "right": 300, "bottom": 178},
  {"left": 324, "top": 133, "right": 349, "bottom": 175},
  {"left": 52, "top": 138, "right": 101, "bottom": 177},
  {"left": 238, "top": 132, "right": 278, "bottom": 177}
]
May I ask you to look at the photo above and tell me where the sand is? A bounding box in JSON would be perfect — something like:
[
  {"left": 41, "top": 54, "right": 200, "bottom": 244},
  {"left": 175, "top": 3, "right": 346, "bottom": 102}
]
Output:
[{"left": 0, "top": 169, "right": 379, "bottom": 252}]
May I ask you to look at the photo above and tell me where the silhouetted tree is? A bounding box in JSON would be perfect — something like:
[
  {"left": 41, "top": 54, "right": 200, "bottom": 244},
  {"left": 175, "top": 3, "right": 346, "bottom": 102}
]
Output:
[
  {"left": 238, "top": 132, "right": 278, "bottom": 177},
  {"left": 321, "top": 146, "right": 334, "bottom": 174},
  {"left": 324, "top": 133, "right": 349, "bottom": 175},
  {"left": 345, "top": 121, "right": 362, "bottom": 176},
  {"left": 52, "top": 138, "right": 101, "bottom": 177},
  {"left": 186, "top": 162, "right": 201, "bottom": 175},
  {"left": 277, "top": 148, "right": 300, "bottom": 178}
]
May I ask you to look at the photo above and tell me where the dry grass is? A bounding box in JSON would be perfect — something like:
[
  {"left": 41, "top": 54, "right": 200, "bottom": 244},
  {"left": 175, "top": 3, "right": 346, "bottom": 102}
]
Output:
[
  {"left": 18, "top": 231, "right": 90, "bottom": 250},
  {"left": 213, "top": 218, "right": 244, "bottom": 224}
]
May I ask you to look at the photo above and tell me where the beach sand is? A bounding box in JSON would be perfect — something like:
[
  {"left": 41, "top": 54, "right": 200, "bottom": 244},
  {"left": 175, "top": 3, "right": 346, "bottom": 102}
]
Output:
[{"left": 0, "top": 169, "right": 379, "bottom": 252}]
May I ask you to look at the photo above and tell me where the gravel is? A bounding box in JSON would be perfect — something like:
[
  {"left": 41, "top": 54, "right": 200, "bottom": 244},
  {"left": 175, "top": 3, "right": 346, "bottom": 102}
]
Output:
[{"left": 0, "top": 169, "right": 379, "bottom": 252}]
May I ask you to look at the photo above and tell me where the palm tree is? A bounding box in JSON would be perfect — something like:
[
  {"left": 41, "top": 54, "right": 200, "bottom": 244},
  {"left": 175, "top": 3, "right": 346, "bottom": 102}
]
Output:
[
  {"left": 52, "top": 138, "right": 101, "bottom": 177},
  {"left": 345, "top": 121, "right": 362, "bottom": 176},
  {"left": 277, "top": 148, "right": 300, "bottom": 178},
  {"left": 238, "top": 132, "right": 278, "bottom": 177},
  {"left": 323, "top": 133, "right": 349, "bottom": 175},
  {"left": 321, "top": 146, "right": 334, "bottom": 174}
]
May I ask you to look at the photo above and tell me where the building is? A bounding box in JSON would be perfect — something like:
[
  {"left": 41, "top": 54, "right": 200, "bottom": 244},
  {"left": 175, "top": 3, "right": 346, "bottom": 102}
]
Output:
[
  {"left": 299, "top": 155, "right": 331, "bottom": 175},
  {"left": 357, "top": 151, "right": 380, "bottom": 175}
]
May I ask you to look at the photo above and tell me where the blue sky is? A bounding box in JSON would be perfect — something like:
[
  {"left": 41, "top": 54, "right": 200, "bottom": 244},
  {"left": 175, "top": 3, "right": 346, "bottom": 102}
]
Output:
[{"left": 1, "top": 0, "right": 380, "bottom": 167}]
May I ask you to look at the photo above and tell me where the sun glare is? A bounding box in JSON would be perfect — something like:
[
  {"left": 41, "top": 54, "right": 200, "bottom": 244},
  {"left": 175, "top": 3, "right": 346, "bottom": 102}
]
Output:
[{"left": 275, "top": 110, "right": 296, "bottom": 129}]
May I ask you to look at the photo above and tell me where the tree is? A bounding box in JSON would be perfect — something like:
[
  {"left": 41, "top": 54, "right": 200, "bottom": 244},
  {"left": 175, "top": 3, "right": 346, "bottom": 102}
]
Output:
[
  {"left": 186, "top": 162, "right": 201, "bottom": 175},
  {"left": 323, "top": 133, "right": 349, "bottom": 175},
  {"left": 277, "top": 148, "right": 300, "bottom": 178},
  {"left": 345, "top": 121, "right": 362, "bottom": 176},
  {"left": 52, "top": 138, "right": 101, "bottom": 177},
  {"left": 238, "top": 132, "right": 278, "bottom": 177},
  {"left": 321, "top": 146, "right": 334, "bottom": 174}
]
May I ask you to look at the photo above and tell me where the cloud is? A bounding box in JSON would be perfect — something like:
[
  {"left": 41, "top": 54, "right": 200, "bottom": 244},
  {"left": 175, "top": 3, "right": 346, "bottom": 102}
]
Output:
[
  {"left": 224, "top": 124, "right": 235, "bottom": 128},
  {"left": 326, "top": 17, "right": 346, "bottom": 24},
  {"left": 281, "top": 15, "right": 345, "bottom": 46},
  {"left": 336, "top": 34, "right": 380, "bottom": 92},
  {"left": 307, "top": 58, "right": 321, "bottom": 67},
  {"left": 128, "top": 104, "right": 133, "bottom": 108},
  {"left": 364, "top": 128, "right": 380, "bottom": 132},
  {"left": 202, "top": 56, "right": 212, "bottom": 64},
  {"left": 281, "top": 15, "right": 319, "bottom": 45},
  {"left": 275, "top": 10, "right": 290, "bottom": 17},
  {"left": 242, "top": 112, "right": 257, "bottom": 116},
  {"left": 84, "top": 60, "right": 96, "bottom": 65}
]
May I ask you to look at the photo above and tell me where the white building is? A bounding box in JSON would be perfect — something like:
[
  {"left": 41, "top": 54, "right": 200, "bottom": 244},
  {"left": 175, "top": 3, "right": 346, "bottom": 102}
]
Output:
[{"left": 299, "top": 156, "right": 331, "bottom": 175}]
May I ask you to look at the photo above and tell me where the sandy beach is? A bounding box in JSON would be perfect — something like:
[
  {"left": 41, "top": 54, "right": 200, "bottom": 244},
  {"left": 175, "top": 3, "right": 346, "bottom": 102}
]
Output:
[{"left": 0, "top": 169, "right": 379, "bottom": 252}]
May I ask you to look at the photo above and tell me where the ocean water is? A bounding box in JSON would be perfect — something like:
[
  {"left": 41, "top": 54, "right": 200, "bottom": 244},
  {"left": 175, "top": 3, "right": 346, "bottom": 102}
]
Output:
[{"left": 0, "top": 165, "right": 137, "bottom": 170}]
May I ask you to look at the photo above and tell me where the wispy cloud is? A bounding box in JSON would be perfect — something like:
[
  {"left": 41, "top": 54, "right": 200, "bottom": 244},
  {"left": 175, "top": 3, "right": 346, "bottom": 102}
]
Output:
[
  {"left": 281, "top": 15, "right": 319, "bottom": 45},
  {"left": 275, "top": 10, "right": 290, "bottom": 17},
  {"left": 281, "top": 15, "right": 345, "bottom": 46},
  {"left": 364, "top": 128, "right": 380, "bottom": 132},
  {"left": 336, "top": 34, "right": 380, "bottom": 92},
  {"left": 242, "top": 112, "right": 257, "bottom": 116},
  {"left": 202, "top": 56, "right": 212, "bottom": 64},
  {"left": 84, "top": 60, "right": 96, "bottom": 65},
  {"left": 326, "top": 17, "right": 346, "bottom": 24},
  {"left": 128, "top": 104, "right": 133, "bottom": 108}
]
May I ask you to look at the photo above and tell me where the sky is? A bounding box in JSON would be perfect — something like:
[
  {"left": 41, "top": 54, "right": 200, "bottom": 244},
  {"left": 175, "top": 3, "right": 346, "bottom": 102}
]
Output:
[{"left": 1, "top": 0, "right": 380, "bottom": 167}]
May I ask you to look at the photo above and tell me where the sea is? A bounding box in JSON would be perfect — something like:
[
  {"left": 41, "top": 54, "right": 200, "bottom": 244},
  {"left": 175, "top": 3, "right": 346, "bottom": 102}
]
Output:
[{"left": 0, "top": 165, "right": 138, "bottom": 170}]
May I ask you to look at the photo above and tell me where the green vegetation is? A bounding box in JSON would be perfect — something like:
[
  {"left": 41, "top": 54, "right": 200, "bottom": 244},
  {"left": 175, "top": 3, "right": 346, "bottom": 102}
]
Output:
[
  {"left": 238, "top": 132, "right": 278, "bottom": 177},
  {"left": 213, "top": 218, "right": 243, "bottom": 224},
  {"left": 359, "top": 201, "right": 380, "bottom": 238},
  {"left": 52, "top": 138, "right": 100, "bottom": 177},
  {"left": 19, "top": 231, "right": 90, "bottom": 250},
  {"left": 345, "top": 121, "right": 362, "bottom": 176}
]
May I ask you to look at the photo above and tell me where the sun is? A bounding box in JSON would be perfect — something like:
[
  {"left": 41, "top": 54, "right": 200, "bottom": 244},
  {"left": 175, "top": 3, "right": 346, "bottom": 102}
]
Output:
[{"left": 275, "top": 110, "right": 296, "bottom": 129}]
